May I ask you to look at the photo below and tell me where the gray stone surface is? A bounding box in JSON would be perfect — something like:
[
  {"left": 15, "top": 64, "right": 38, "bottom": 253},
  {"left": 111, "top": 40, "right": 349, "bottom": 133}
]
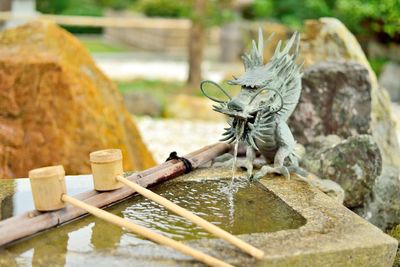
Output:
[
  {"left": 301, "top": 135, "right": 382, "bottom": 208},
  {"left": 123, "top": 90, "right": 162, "bottom": 117},
  {"left": 379, "top": 62, "right": 400, "bottom": 102},
  {"left": 178, "top": 168, "right": 398, "bottom": 267},
  {"left": 289, "top": 61, "right": 372, "bottom": 144},
  {"left": 366, "top": 165, "right": 400, "bottom": 230}
]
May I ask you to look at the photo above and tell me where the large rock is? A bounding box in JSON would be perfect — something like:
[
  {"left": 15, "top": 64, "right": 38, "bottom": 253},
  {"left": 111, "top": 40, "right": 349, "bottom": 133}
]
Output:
[
  {"left": 290, "top": 61, "right": 372, "bottom": 144},
  {"left": 0, "top": 21, "right": 155, "bottom": 178},
  {"left": 379, "top": 62, "right": 400, "bottom": 102},
  {"left": 300, "top": 17, "right": 400, "bottom": 168},
  {"left": 302, "top": 135, "right": 382, "bottom": 208},
  {"left": 297, "top": 17, "right": 400, "bottom": 229}
]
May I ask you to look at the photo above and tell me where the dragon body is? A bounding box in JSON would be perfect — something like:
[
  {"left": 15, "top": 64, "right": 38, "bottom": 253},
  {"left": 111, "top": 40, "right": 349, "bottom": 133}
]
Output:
[{"left": 201, "top": 29, "right": 303, "bottom": 180}]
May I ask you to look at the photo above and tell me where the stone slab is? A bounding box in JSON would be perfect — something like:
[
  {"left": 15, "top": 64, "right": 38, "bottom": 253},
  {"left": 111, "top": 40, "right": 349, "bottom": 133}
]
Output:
[{"left": 176, "top": 168, "right": 398, "bottom": 267}]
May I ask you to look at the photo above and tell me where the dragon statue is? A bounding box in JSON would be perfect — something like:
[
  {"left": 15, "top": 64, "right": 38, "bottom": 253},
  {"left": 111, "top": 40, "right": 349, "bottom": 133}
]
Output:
[{"left": 200, "top": 29, "right": 303, "bottom": 181}]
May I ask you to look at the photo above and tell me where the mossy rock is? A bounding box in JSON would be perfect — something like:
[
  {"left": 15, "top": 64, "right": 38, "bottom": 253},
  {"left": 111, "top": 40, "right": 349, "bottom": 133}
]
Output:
[
  {"left": 0, "top": 21, "right": 155, "bottom": 177},
  {"left": 389, "top": 224, "right": 400, "bottom": 267}
]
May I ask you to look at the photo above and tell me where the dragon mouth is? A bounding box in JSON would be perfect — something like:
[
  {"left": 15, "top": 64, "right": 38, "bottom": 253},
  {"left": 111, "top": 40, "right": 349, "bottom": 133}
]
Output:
[
  {"left": 219, "top": 111, "right": 258, "bottom": 144},
  {"left": 212, "top": 105, "right": 259, "bottom": 120}
]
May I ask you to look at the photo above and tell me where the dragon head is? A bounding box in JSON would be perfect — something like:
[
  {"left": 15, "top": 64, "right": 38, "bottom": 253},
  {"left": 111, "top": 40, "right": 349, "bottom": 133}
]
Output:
[{"left": 201, "top": 28, "right": 286, "bottom": 143}]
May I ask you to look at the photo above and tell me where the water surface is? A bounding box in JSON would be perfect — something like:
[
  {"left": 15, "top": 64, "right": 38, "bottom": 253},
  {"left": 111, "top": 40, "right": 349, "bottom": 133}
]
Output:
[{"left": 0, "top": 177, "right": 305, "bottom": 266}]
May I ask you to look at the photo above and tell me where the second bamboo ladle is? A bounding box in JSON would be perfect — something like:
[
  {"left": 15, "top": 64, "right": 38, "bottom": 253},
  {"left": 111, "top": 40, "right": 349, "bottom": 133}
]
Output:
[{"left": 90, "top": 149, "right": 265, "bottom": 260}]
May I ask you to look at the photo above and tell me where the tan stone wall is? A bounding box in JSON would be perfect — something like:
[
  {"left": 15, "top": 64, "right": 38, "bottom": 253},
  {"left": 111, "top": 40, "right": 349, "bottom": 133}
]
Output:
[{"left": 104, "top": 10, "right": 190, "bottom": 53}]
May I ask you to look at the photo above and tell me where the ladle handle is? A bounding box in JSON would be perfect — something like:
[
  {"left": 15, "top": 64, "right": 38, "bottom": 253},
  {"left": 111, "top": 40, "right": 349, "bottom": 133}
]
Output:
[
  {"left": 116, "top": 176, "right": 265, "bottom": 259},
  {"left": 61, "top": 194, "right": 232, "bottom": 267}
]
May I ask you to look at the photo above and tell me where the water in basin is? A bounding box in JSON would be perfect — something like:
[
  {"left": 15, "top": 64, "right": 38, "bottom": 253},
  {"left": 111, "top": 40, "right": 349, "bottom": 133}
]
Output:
[{"left": 0, "top": 176, "right": 305, "bottom": 266}]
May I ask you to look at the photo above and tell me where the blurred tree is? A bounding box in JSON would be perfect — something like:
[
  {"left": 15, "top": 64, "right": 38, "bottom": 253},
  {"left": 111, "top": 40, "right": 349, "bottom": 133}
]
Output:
[
  {"left": 137, "top": 0, "right": 234, "bottom": 93},
  {"left": 0, "top": 0, "right": 11, "bottom": 11},
  {"left": 187, "top": 0, "right": 207, "bottom": 92},
  {"left": 0, "top": 0, "right": 11, "bottom": 27}
]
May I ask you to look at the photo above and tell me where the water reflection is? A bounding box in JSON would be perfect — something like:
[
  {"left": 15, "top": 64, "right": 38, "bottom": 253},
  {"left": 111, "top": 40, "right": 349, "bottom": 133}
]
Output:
[
  {"left": 0, "top": 194, "right": 13, "bottom": 221},
  {"left": 91, "top": 221, "right": 123, "bottom": 250},
  {"left": 0, "top": 175, "right": 94, "bottom": 220},
  {"left": 32, "top": 232, "right": 68, "bottom": 267},
  {"left": 0, "top": 179, "right": 15, "bottom": 220}
]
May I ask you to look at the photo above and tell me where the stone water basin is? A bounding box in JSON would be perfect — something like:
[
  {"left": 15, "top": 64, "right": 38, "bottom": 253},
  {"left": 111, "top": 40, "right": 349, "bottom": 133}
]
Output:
[{"left": 0, "top": 167, "right": 397, "bottom": 266}]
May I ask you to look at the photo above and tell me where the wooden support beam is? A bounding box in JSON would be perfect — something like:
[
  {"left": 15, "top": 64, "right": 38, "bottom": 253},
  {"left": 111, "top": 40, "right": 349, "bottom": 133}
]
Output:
[{"left": 0, "top": 143, "right": 230, "bottom": 247}]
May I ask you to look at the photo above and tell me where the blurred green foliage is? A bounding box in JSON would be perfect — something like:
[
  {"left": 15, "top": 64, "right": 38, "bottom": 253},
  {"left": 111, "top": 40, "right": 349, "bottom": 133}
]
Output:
[
  {"left": 247, "top": 0, "right": 400, "bottom": 39},
  {"left": 117, "top": 79, "right": 184, "bottom": 113},
  {"left": 117, "top": 79, "right": 239, "bottom": 102},
  {"left": 335, "top": 0, "right": 400, "bottom": 41},
  {"left": 37, "top": 0, "right": 235, "bottom": 29},
  {"left": 37, "top": 0, "right": 103, "bottom": 33},
  {"left": 98, "top": 0, "right": 135, "bottom": 10},
  {"left": 37, "top": 0, "right": 133, "bottom": 13},
  {"left": 37, "top": 0, "right": 400, "bottom": 41},
  {"left": 135, "top": 0, "right": 235, "bottom": 26},
  {"left": 136, "top": 0, "right": 191, "bottom": 18},
  {"left": 369, "top": 58, "right": 389, "bottom": 76},
  {"left": 79, "top": 37, "right": 129, "bottom": 53}
]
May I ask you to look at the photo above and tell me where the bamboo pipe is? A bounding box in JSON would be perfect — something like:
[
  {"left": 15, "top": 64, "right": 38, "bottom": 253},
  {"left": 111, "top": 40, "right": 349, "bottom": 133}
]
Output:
[
  {"left": 61, "top": 195, "right": 232, "bottom": 267},
  {"left": 29, "top": 165, "right": 232, "bottom": 267},
  {"left": 90, "top": 149, "right": 265, "bottom": 260}
]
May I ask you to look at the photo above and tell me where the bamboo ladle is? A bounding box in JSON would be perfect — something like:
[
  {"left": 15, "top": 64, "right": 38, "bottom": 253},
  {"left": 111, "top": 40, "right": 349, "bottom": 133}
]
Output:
[
  {"left": 90, "top": 149, "right": 265, "bottom": 260},
  {"left": 29, "top": 165, "right": 232, "bottom": 267}
]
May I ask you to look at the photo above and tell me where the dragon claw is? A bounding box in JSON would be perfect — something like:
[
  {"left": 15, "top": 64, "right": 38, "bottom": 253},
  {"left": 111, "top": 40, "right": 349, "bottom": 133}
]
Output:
[
  {"left": 252, "top": 172, "right": 264, "bottom": 181},
  {"left": 279, "top": 166, "right": 290, "bottom": 180},
  {"left": 253, "top": 165, "right": 291, "bottom": 181}
]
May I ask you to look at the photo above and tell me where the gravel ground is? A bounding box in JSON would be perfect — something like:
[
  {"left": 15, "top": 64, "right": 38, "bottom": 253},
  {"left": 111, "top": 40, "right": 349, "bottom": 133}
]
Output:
[{"left": 136, "top": 117, "right": 226, "bottom": 163}]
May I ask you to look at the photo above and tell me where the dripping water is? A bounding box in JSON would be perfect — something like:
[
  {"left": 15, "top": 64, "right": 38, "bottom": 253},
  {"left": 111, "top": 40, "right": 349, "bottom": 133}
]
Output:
[
  {"left": 225, "top": 121, "right": 244, "bottom": 226},
  {"left": 230, "top": 140, "right": 239, "bottom": 188},
  {"left": 220, "top": 139, "right": 238, "bottom": 227}
]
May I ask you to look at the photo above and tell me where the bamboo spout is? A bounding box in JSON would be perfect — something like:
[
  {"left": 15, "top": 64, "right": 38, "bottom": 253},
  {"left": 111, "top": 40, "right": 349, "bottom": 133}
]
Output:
[{"left": 90, "top": 149, "right": 265, "bottom": 260}]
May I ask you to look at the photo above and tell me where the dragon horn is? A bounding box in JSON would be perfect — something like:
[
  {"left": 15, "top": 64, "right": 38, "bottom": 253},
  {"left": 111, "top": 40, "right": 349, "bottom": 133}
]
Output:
[
  {"left": 258, "top": 27, "right": 264, "bottom": 63},
  {"left": 282, "top": 31, "right": 297, "bottom": 55}
]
